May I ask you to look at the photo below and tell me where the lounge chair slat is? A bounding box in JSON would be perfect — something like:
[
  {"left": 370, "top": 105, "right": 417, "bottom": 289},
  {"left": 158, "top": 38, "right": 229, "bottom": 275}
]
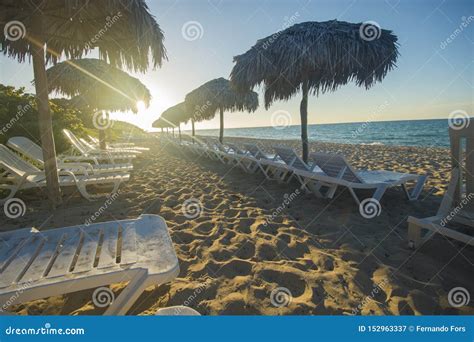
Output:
[
  {"left": 98, "top": 226, "right": 119, "bottom": 269},
  {"left": 19, "top": 233, "right": 64, "bottom": 283},
  {"left": 72, "top": 228, "right": 101, "bottom": 274},
  {"left": 0, "top": 215, "right": 179, "bottom": 316},
  {"left": 47, "top": 230, "right": 82, "bottom": 278},
  {"left": 0, "top": 236, "right": 30, "bottom": 271},
  {"left": 120, "top": 224, "right": 137, "bottom": 265},
  {"left": 0, "top": 236, "right": 43, "bottom": 288}
]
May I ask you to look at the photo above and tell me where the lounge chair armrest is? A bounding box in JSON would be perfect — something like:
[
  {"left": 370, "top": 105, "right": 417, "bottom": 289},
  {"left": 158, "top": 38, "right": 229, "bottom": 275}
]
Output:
[
  {"left": 59, "top": 155, "right": 99, "bottom": 165},
  {"left": 57, "top": 162, "right": 92, "bottom": 176}
]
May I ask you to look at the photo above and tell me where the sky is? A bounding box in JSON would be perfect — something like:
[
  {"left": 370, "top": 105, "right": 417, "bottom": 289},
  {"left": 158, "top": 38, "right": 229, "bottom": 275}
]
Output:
[{"left": 0, "top": 0, "right": 473, "bottom": 132}]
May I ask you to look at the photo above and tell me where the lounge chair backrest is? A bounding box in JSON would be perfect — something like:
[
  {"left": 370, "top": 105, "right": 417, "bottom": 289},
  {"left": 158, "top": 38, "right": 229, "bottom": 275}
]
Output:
[
  {"left": 310, "top": 152, "right": 362, "bottom": 183},
  {"left": 80, "top": 138, "right": 96, "bottom": 150},
  {"left": 63, "top": 129, "right": 88, "bottom": 154},
  {"left": 89, "top": 135, "right": 99, "bottom": 144},
  {"left": 7, "top": 137, "right": 45, "bottom": 165},
  {"left": 243, "top": 143, "right": 266, "bottom": 158},
  {"left": 0, "top": 144, "right": 41, "bottom": 177},
  {"left": 226, "top": 143, "right": 245, "bottom": 155},
  {"left": 273, "top": 146, "right": 309, "bottom": 170}
]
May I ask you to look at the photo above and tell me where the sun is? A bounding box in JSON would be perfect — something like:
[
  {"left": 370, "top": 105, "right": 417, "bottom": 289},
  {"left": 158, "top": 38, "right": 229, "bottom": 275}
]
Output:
[{"left": 136, "top": 100, "right": 146, "bottom": 113}]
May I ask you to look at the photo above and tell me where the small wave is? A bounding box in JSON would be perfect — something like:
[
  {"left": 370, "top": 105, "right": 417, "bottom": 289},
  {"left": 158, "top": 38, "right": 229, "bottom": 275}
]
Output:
[{"left": 360, "top": 142, "right": 384, "bottom": 146}]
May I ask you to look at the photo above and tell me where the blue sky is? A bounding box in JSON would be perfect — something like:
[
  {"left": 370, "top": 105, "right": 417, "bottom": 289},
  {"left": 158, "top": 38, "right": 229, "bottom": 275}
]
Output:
[{"left": 1, "top": 0, "right": 472, "bottom": 131}]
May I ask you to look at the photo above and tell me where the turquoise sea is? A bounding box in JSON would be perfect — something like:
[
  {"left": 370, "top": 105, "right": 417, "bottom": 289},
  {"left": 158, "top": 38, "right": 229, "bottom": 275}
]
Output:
[{"left": 196, "top": 119, "right": 463, "bottom": 148}]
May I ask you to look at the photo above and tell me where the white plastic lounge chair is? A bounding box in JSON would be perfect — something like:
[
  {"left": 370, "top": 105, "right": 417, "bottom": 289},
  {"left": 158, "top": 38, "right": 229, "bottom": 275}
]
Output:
[
  {"left": 0, "top": 145, "right": 129, "bottom": 202},
  {"left": 225, "top": 143, "right": 261, "bottom": 173},
  {"left": 63, "top": 129, "right": 137, "bottom": 163},
  {"left": 7, "top": 137, "right": 133, "bottom": 175},
  {"left": 0, "top": 214, "right": 179, "bottom": 315},
  {"left": 407, "top": 125, "right": 473, "bottom": 248},
  {"left": 242, "top": 143, "right": 292, "bottom": 181},
  {"left": 155, "top": 306, "right": 201, "bottom": 316},
  {"left": 200, "top": 138, "right": 231, "bottom": 164},
  {"left": 305, "top": 152, "right": 427, "bottom": 205},
  {"left": 79, "top": 137, "right": 143, "bottom": 155},
  {"left": 272, "top": 146, "right": 321, "bottom": 184},
  {"left": 88, "top": 135, "right": 149, "bottom": 152}
]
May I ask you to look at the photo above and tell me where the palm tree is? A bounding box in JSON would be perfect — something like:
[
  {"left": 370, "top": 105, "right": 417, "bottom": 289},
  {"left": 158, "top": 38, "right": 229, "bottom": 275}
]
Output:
[
  {"left": 185, "top": 78, "right": 258, "bottom": 143},
  {"left": 0, "top": 0, "right": 166, "bottom": 206},
  {"left": 45, "top": 58, "right": 151, "bottom": 149},
  {"left": 230, "top": 20, "right": 399, "bottom": 162}
]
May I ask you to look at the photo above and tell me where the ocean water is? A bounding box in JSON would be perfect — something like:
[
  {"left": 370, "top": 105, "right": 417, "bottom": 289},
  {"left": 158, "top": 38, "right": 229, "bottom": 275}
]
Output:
[{"left": 197, "top": 119, "right": 454, "bottom": 148}]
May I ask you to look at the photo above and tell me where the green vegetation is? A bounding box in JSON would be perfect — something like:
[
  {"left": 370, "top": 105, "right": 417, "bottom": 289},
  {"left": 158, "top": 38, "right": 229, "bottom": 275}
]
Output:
[{"left": 0, "top": 84, "right": 146, "bottom": 153}]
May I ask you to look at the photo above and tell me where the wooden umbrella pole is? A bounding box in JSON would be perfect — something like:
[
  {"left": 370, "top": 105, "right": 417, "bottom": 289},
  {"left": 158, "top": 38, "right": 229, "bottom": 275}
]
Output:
[
  {"left": 219, "top": 106, "right": 224, "bottom": 143},
  {"left": 300, "top": 80, "right": 309, "bottom": 163},
  {"left": 31, "top": 17, "right": 62, "bottom": 206}
]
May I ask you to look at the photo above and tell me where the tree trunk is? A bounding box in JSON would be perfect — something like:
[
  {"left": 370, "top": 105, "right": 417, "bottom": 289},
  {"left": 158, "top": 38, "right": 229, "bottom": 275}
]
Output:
[
  {"left": 191, "top": 118, "right": 195, "bottom": 144},
  {"left": 32, "top": 19, "right": 62, "bottom": 207},
  {"left": 172, "top": 127, "right": 175, "bottom": 137},
  {"left": 300, "top": 80, "right": 309, "bottom": 163},
  {"left": 161, "top": 128, "right": 163, "bottom": 133},
  {"left": 99, "top": 128, "right": 106, "bottom": 150},
  {"left": 178, "top": 124, "right": 181, "bottom": 142},
  {"left": 219, "top": 106, "right": 224, "bottom": 143}
]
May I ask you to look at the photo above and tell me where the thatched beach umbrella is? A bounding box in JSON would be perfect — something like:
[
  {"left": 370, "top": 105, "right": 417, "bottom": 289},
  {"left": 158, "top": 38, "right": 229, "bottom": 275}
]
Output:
[
  {"left": 230, "top": 20, "right": 398, "bottom": 162},
  {"left": 156, "top": 102, "right": 189, "bottom": 140},
  {"left": 0, "top": 0, "right": 165, "bottom": 205},
  {"left": 185, "top": 78, "right": 258, "bottom": 143},
  {"left": 45, "top": 58, "right": 151, "bottom": 149},
  {"left": 152, "top": 115, "right": 174, "bottom": 136}
]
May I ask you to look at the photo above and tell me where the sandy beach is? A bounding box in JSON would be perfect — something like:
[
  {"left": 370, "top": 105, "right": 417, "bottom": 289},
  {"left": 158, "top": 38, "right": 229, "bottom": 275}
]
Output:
[{"left": 1, "top": 135, "right": 473, "bottom": 315}]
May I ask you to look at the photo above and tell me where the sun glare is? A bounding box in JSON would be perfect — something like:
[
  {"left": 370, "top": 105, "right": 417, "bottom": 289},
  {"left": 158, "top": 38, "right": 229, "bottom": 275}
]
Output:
[{"left": 136, "top": 100, "right": 146, "bottom": 113}]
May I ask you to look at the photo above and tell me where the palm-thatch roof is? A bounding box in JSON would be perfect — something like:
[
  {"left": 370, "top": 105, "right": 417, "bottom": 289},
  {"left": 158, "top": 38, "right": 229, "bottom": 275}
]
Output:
[
  {"left": 230, "top": 20, "right": 398, "bottom": 108},
  {"left": 185, "top": 78, "right": 258, "bottom": 120},
  {"left": 0, "top": 0, "right": 166, "bottom": 71},
  {"left": 153, "top": 102, "right": 188, "bottom": 128},
  {"left": 45, "top": 58, "right": 151, "bottom": 113}
]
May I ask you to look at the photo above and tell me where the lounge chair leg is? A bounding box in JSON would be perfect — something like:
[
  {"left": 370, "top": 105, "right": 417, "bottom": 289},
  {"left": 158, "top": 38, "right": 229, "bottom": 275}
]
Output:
[
  {"left": 0, "top": 186, "right": 17, "bottom": 204},
  {"left": 372, "top": 185, "right": 388, "bottom": 202},
  {"left": 104, "top": 270, "right": 149, "bottom": 315},
  {"left": 325, "top": 184, "right": 338, "bottom": 199},
  {"left": 404, "top": 175, "right": 428, "bottom": 201},
  {"left": 408, "top": 221, "right": 422, "bottom": 249}
]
